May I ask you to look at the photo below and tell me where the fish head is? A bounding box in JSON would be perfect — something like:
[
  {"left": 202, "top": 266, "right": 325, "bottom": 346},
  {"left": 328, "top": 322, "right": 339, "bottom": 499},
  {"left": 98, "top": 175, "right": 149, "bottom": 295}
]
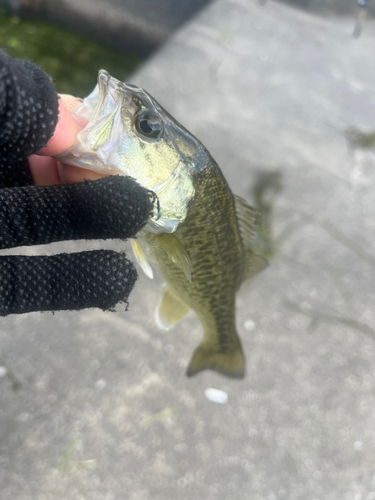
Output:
[{"left": 61, "top": 70, "right": 207, "bottom": 233}]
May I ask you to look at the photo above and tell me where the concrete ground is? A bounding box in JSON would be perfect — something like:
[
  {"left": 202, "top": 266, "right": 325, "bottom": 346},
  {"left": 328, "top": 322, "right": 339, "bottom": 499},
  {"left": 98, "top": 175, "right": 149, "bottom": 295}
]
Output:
[{"left": 1, "top": 0, "right": 375, "bottom": 499}]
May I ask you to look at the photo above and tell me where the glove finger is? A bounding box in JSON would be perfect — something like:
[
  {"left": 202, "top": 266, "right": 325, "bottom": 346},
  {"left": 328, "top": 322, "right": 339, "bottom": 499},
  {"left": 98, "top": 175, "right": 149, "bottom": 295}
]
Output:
[
  {"left": 0, "top": 156, "right": 33, "bottom": 189},
  {"left": 36, "top": 97, "right": 86, "bottom": 157},
  {"left": 0, "top": 176, "right": 156, "bottom": 249},
  {"left": 0, "top": 250, "right": 137, "bottom": 316}
]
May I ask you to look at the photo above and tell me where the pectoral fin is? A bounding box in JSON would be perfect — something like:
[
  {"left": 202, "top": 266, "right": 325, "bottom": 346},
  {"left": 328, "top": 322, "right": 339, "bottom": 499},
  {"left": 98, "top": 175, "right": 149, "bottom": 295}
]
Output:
[
  {"left": 157, "top": 233, "right": 191, "bottom": 282},
  {"left": 155, "top": 288, "right": 190, "bottom": 330},
  {"left": 130, "top": 239, "right": 154, "bottom": 279}
]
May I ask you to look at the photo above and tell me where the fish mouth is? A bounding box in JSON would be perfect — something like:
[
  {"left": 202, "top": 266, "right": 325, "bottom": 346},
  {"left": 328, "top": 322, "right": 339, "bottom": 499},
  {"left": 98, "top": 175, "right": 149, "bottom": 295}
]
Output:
[
  {"left": 98, "top": 69, "right": 142, "bottom": 93},
  {"left": 91, "top": 69, "right": 143, "bottom": 124},
  {"left": 57, "top": 70, "right": 138, "bottom": 173},
  {"left": 67, "top": 70, "right": 163, "bottom": 168}
]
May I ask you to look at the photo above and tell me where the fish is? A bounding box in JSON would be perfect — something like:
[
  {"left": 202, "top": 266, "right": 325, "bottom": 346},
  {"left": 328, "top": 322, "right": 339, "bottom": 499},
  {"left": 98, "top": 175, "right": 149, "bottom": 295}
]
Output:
[{"left": 61, "top": 70, "right": 267, "bottom": 378}]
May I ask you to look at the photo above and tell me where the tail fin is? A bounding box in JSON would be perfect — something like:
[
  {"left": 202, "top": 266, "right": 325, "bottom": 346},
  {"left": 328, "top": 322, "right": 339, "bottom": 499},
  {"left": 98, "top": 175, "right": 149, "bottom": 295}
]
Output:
[{"left": 186, "top": 339, "right": 245, "bottom": 379}]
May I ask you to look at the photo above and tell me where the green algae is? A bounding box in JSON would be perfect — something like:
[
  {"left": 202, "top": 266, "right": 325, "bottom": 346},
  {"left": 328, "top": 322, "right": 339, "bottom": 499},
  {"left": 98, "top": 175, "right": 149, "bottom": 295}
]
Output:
[{"left": 0, "top": 7, "right": 141, "bottom": 97}]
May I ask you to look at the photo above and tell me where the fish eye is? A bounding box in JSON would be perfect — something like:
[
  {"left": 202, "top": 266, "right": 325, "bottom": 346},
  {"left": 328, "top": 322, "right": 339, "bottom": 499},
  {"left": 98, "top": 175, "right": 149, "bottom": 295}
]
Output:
[{"left": 134, "top": 110, "right": 163, "bottom": 139}]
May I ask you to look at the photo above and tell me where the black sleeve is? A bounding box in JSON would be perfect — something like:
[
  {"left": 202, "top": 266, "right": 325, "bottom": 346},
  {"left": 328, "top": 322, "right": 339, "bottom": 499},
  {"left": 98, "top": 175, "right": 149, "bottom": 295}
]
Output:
[{"left": 0, "top": 50, "right": 59, "bottom": 187}]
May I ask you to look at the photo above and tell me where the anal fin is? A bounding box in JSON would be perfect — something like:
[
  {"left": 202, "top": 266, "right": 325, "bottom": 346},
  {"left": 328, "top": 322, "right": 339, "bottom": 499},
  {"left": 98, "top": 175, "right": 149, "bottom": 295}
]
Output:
[{"left": 156, "top": 288, "right": 190, "bottom": 330}]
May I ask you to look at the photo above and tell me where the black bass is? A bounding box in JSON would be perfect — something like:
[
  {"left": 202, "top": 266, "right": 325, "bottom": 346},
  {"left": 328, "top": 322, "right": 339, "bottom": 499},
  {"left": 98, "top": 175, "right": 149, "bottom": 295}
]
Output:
[{"left": 61, "top": 70, "right": 267, "bottom": 378}]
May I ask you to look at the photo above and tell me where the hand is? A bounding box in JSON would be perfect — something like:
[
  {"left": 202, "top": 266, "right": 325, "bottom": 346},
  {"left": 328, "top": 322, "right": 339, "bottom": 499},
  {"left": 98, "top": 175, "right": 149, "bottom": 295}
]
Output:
[
  {"left": 28, "top": 95, "right": 104, "bottom": 185},
  {"left": 0, "top": 52, "right": 155, "bottom": 316}
]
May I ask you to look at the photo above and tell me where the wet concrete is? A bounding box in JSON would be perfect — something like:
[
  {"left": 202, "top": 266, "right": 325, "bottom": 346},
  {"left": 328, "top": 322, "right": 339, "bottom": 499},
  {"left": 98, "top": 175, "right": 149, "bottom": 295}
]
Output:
[
  {"left": 0, "top": 0, "right": 213, "bottom": 57},
  {"left": 1, "top": 0, "right": 375, "bottom": 499},
  {"left": 277, "top": 0, "right": 375, "bottom": 16}
]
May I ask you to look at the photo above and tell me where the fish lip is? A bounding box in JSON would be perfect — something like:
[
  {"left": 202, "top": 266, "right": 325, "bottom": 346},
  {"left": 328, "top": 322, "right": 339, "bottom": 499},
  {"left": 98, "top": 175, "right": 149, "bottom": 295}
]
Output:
[
  {"left": 96, "top": 70, "right": 161, "bottom": 126},
  {"left": 124, "top": 82, "right": 142, "bottom": 92},
  {"left": 97, "top": 69, "right": 111, "bottom": 100},
  {"left": 95, "top": 71, "right": 145, "bottom": 122},
  {"left": 98, "top": 68, "right": 110, "bottom": 82},
  {"left": 98, "top": 69, "right": 140, "bottom": 99}
]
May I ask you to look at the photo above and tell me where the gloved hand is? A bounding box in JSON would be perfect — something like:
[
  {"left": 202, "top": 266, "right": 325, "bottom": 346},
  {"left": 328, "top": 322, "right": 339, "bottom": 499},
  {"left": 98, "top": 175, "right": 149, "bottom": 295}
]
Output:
[{"left": 0, "top": 52, "right": 155, "bottom": 316}]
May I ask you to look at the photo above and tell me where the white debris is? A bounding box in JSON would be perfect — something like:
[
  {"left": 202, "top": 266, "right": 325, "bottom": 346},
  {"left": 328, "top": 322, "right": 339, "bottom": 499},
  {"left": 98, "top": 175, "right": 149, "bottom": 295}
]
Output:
[
  {"left": 95, "top": 379, "right": 107, "bottom": 391},
  {"left": 204, "top": 388, "right": 228, "bottom": 404},
  {"left": 244, "top": 319, "right": 256, "bottom": 332},
  {"left": 354, "top": 441, "right": 364, "bottom": 451},
  {"left": 0, "top": 366, "right": 7, "bottom": 377}
]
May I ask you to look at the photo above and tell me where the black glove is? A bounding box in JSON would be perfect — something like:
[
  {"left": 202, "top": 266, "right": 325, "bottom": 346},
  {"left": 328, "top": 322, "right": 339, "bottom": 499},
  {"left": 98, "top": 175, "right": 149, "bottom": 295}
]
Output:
[{"left": 0, "top": 52, "right": 154, "bottom": 316}]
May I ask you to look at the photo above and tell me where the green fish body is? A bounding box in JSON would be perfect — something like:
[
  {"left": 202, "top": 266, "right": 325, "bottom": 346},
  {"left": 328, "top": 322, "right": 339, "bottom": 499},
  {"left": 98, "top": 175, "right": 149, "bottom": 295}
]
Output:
[{"left": 61, "top": 70, "right": 267, "bottom": 378}]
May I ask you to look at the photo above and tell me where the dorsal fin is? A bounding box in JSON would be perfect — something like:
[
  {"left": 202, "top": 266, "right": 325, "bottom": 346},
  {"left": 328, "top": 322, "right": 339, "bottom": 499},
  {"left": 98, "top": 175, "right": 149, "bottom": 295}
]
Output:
[
  {"left": 234, "top": 195, "right": 268, "bottom": 281},
  {"left": 234, "top": 195, "right": 259, "bottom": 246}
]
